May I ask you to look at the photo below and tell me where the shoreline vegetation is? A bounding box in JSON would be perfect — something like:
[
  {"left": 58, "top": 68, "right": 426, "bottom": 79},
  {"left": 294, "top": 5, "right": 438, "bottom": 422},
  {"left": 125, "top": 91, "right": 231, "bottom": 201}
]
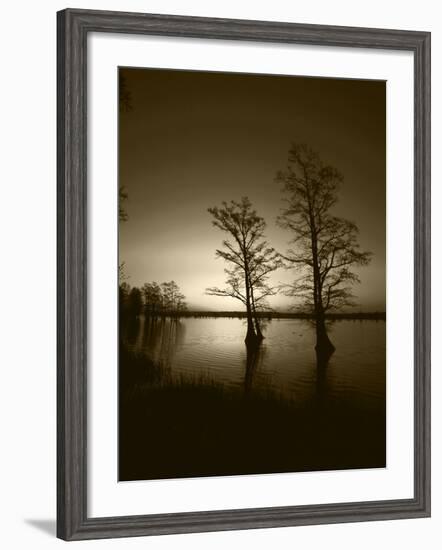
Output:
[{"left": 161, "top": 311, "right": 386, "bottom": 320}]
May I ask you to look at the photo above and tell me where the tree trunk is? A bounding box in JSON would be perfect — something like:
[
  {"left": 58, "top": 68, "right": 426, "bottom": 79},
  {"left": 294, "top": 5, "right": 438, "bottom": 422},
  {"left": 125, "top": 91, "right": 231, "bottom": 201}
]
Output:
[
  {"left": 250, "top": 288, "right": 264, "bottom": 341},
  {"left": 315, "top": 311, "right": 335, "bottom": 361},
  {"left": 244, "top": 284, "right": 257, "bottom": 344},
  {"left": 244, "top": 261, "right": 257, "bottom": 344},
  {"left": 254, "top": 317, "right": 263, "bottom": 340},
  {"left": 245, "top": 307, "right": 257, "bottom": 344},
  {"left": 309, "top": 205, "right": 334, "bottom": 361}
]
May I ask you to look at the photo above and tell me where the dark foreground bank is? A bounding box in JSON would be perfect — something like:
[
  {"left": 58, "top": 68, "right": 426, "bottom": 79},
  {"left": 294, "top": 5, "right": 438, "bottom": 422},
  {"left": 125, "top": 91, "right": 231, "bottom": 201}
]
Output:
[{"left": 119, "top": 344, "right": 386, "bottom": 481}]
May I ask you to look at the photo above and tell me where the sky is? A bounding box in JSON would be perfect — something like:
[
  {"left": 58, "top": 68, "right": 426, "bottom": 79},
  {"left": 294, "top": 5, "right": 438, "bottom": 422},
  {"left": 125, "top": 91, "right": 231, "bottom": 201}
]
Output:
[{"left": 119, "top": 67, "right": 386, "bottom": 312}]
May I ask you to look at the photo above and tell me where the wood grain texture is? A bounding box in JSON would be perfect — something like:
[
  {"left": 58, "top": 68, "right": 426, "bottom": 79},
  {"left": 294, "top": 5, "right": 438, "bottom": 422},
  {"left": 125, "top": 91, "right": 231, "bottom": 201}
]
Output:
[{"left": 56, "top": 8, "right": 431, "bottom": 541}]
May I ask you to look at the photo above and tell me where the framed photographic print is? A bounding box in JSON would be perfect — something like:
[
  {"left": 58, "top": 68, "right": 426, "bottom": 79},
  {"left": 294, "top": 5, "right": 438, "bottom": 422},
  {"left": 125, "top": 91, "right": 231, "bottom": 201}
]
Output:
[{"left": 57, "top": 8, "right": 431, "bottom": 541}]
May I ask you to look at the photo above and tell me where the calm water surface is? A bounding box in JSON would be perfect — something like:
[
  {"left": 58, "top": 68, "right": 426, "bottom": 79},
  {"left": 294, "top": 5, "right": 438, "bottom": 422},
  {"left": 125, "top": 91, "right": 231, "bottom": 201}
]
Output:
[{"left": 125, "top": 317, "right": 385, "bottom": 411}]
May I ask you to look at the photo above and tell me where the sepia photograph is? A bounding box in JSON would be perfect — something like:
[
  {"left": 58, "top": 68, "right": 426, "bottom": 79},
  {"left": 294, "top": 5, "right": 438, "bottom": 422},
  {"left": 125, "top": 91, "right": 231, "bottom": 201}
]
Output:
[{"left": 118, "top": 67, "right": 386, "bottom": 482}]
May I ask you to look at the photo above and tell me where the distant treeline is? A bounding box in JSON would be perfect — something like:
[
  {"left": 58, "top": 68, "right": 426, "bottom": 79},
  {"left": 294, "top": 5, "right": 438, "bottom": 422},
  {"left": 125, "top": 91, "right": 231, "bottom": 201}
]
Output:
[
  {"left": 173, "top": 311, "right": 386, "bottom": 321},
  {"left": 120, "top": 280, "right": 187, "bottom": 320}
]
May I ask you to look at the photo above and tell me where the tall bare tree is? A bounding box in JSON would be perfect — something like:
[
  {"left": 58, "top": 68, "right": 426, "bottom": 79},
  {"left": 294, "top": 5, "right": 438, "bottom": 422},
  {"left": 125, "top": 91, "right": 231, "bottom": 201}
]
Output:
[
  {"left": 276, "top": 144, "right": 372, "bottom": 357},
  {"left": 206, "top": 197, "right": 281, "bottom": 343}
]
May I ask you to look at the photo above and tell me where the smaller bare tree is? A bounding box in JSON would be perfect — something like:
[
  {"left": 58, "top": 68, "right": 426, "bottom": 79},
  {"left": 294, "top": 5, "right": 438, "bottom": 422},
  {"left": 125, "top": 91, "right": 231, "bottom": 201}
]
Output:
[{"left": 206, "top": 197, "right": 281, "bottom": 343}]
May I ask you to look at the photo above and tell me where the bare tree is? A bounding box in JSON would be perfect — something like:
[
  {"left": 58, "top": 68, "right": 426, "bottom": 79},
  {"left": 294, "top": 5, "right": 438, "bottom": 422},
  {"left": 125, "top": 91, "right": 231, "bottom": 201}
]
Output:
[
  {"left": 160, "top": 281, "right": 187, "bottom": 317},
  {"left": 127, "top": 287, "right": 143, "bottom": 318},
  {"left": 174, "top": 292, "right": 188, "bottom": 316},
  {"left": 206, "top": 197, "right": 281, "bottom": 343},
  {"left": 141, "top": 282, "right": 162, "bottom": 316},
  {"left": 276, "top": 144, "right": 372, "bottom": 357},
  {"left": 141, "top": 280, "right": 187, "bottom": 318},
  {"left": 118, "top": 261, "right": 128, "bottom": 283}
]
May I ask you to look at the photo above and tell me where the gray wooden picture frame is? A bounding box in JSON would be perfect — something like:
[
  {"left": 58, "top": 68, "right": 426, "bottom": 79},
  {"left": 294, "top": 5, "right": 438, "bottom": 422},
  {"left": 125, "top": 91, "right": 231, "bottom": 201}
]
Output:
[{"left": 57, "top": 8, "right": 431, "bottom": 541}]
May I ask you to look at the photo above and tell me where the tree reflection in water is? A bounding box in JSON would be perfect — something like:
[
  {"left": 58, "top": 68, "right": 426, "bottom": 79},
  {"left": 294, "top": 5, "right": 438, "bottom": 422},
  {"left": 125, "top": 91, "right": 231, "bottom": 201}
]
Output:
[
  {"left": 138, "top": 316, "right": 185, "bottom": 369},
  {"left": 244, "top": 342, "right": 266, "bottom": 394}
]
